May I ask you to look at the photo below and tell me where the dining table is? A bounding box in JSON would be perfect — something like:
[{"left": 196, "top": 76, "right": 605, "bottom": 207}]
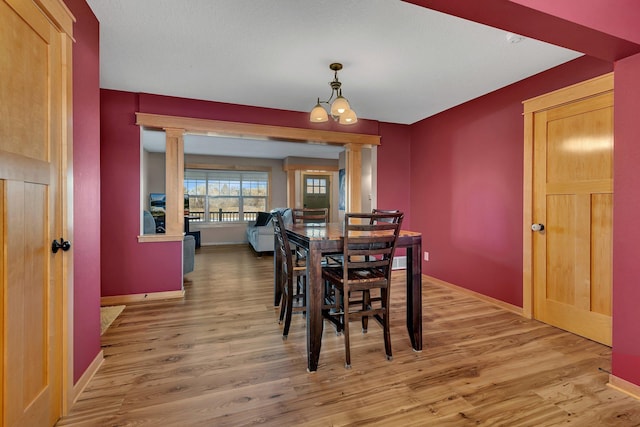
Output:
[{"left": 274, "top": 222, "right": 423, "bottom": 372}]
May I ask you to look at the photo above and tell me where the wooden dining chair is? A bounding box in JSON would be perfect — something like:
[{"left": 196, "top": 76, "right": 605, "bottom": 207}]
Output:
[
  {"left": 322, "top": 211, "right": 404, "bottom": 368},
  {"left": 273, "top": 211, "right": 306, "bottom": 339},
  {"left": 292, "top": 207, "right": 328, "bottom": 224},
  {"left": 371, "top": 208, "right": 402, "bottom": 222},
  {"left": 291, "top": 207, "right": 340, "bottom": 266}
]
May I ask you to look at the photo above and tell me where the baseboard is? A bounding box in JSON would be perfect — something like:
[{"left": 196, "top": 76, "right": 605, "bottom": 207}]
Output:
[
  {"left": 608, "top": 375, "right": 640, "bottom": 401},
  {"left": 70, "top": 350, "right": 104, "bottom": 406},
  {"left": 101, "top": 289, "right": 185, "bottom": 306},
  {"left": 424, "top": 274, "right": 524, "bottom": 316}
]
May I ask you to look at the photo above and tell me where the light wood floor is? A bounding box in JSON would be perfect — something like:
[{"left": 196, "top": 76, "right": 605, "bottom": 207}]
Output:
[{"left": 57, "top": 245, "right": 640, "bottom": 426}]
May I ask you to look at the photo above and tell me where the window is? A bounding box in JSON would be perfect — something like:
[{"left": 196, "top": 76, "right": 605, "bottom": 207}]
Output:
[
  {"left": 306, "top": 177, "right": 327, "bottom": 194},
  {"left": 184, "top": 169, "right": 268, "bottom": 222}
]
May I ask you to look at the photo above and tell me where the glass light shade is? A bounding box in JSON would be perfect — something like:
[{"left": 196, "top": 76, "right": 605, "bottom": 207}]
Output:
[
  {"left": 339, "top": 108, "right": 358, "bottom": 125},
  {"left": 330, "top": 96, "right": 350, "bottom": 116},
  {"left": 310, "top": 104, "right": 328, "bottom": 122}
]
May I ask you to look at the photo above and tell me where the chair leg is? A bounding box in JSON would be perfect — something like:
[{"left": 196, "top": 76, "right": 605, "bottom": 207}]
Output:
[
  {"left": 361, "top": 290, "right": 370, "bottom": 333},
  {"left": 282, "top": 277, "right": 294, "bottom": 339},
  {"left": 382, "top": 288, "right": 392, "bottom": 361},
  {"left": 278, "top": 276, "right": 287, "bottom": 325},
  {"left": 299, "top": 275, "right": 307, "bottom": 318},
  {"left": 343, "top": 291, "right": 351, "bottom": 369},
  {"left": 322, "top": 281, "right": 342, "bottom": 335},
  {"left": 330, "top": 284, "right": 343, "bottom": 334}
]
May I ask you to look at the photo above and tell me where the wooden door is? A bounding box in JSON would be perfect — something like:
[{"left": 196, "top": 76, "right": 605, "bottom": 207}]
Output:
[
  {"left": 302, "top": 174, "right": 331, "bottom": 218},
  {"left": 1, "top": 0, "right": 73, "bottom": 425},
  {"left": 525, "top": 74, "right": 613, "bottom": 346}
]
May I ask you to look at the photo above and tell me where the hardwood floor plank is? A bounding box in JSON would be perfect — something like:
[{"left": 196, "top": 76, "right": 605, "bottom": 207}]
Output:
[{"left": 57, "top": 244, "right": 640, "bottom": 426}]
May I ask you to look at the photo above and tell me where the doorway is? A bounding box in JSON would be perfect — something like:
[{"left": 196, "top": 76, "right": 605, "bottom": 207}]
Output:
[{"left": 302, "top": 173, "right": 332, "bottom": 220}]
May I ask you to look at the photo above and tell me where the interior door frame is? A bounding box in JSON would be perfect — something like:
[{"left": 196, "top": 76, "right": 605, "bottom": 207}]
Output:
[
  {"left": 283, "top": 163, "right": 339, "bottom": 216},
  {"left": 522, "top": 72, "right": 614, "bottom": 318}
]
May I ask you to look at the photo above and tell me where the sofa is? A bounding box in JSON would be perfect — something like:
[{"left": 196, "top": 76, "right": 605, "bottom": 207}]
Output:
[
  {"left": 143, "top": 210, "right": 195, "bottom": 275},
  {"left": 246, "top": 208, "right": 292, "bottom": 254}
]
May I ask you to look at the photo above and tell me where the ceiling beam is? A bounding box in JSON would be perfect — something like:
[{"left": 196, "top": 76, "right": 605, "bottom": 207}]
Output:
[
  {"left": 136, "top": 113, "right": 380, "bottom": 147},
  {"left": 403, "top": 0, "right": 640, "bottom": 62}
]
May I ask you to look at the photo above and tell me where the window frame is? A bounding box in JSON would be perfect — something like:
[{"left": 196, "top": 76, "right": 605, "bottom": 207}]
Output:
[{"left": 184, "top": 165, "right": 271, "bottom": 224}]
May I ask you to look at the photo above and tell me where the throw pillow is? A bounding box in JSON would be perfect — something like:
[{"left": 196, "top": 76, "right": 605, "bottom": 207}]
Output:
[{"left": 254, "top": 211, "right": 272, "bottom": 226}]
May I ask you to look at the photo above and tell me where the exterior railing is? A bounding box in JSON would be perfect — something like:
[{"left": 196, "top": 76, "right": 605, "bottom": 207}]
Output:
[{"left": 188, "top": 210, "right": 258, "bottom": 222}]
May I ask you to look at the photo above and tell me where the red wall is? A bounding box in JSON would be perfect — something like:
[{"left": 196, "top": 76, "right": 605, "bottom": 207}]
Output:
[
  {"left": 100, "top": 91, "right": 183, "bottom": 296},
  {"left": 403, "top": 0, "right": 640, "bottom": 62},
  {"left": 612, "top": 52, "right": 640, "bottom": 387},
  {"left": 510, "top": 0, "right": 640, "bottom": 45},
  {"left": 378, "top": 122, "right": 412, "bottom": 229},
  {"left": 409, "top": 56, "right": 612, "bottom": 307},
  {"left": 65, "top": 0, "right": 102, "bottom": 384}
]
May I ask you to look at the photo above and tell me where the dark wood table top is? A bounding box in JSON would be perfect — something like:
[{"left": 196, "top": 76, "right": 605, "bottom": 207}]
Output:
[{"left": 286, "top": 222, "right": 421, "bottom": 245}]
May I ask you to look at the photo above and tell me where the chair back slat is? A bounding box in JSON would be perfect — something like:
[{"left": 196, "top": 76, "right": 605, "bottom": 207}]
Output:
[
  {"left": 348, "top": 259, "right": 388, "bottom": 269},
  {"left": 348, "top": 234, "right": 396, "bottom": 244},
  {"left": 293, "top": 208, "right": 328, "bottom": 224},
  {"left": 371, "top": 209, "right": 402, "bottom": 223},
  {"left": 347, "top": 223, "right": 398, "bottom": 232}
]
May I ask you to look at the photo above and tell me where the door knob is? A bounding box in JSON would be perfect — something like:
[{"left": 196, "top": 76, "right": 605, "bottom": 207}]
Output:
[
  {"left": 52, "top": 237, "right": 71, "bottom": 253},
  {"left": 531, "top": 223, "right": 545, "bottom": 232}
]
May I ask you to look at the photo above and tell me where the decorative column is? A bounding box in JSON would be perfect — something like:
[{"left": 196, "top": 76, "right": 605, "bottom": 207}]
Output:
[
  {"left": 164, "top": 128, "right": 185, "bottom": 236},
  {"left": 286, "top": 169, "right": 296, "bottom": 208},
  {"left": 345, "top": 143, "right": 362, "bottom": 212}
]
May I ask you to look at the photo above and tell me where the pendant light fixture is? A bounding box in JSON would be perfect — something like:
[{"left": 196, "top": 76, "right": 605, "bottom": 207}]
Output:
[{"left": 310, "top": 63, "right": 358, "bottom": 125}]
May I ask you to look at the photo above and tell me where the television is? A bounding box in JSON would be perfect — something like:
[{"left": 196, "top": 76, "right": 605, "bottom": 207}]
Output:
[{"left": 149, "top": 193, "right": 166, "bottom": 233}]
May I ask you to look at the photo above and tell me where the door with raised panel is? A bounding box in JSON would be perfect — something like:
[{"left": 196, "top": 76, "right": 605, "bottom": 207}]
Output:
[
  {"left": 303, "top": 174, "right": 331, "bottom": 219},
  {"left": 528, "top": 76, "right": 613, "bottom": 346},
  {"left": 1, "top": 0, "right": 72, "bottom": 425}
]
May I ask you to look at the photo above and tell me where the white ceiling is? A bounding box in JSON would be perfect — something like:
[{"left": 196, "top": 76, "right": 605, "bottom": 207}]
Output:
[{"left": 87, "top": 0, "right": 582, "bottom": 158}]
